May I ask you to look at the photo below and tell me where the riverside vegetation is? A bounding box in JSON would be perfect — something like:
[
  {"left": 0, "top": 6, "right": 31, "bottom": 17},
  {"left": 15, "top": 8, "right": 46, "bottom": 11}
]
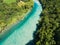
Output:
[
  {"left": 27, "top": 0, "right": 60, "bottom": 45},
  {"left": 0, "top": 0, "right": 33, "bottom": 33}
]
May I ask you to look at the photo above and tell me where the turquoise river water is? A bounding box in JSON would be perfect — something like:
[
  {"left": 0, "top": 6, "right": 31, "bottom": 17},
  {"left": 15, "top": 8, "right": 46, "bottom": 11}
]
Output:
[{"left": 0, "top": 0, "right": 42, "bottom": 45}]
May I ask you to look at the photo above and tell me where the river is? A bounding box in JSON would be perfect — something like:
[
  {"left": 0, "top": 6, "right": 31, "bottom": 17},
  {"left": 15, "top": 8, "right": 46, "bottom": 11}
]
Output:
[{"left": 0, "top": 0, "right": 42, "bottom": 45}]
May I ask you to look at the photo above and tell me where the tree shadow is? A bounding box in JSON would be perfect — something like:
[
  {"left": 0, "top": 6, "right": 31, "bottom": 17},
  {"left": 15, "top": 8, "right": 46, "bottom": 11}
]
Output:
[{"left": 26, "top": 23, "right": 41, "bottom": 45}]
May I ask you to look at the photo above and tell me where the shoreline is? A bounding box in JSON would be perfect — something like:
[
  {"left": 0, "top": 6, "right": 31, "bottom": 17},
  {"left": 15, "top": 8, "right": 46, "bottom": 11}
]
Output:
[
  {"left": 0, "top": 0, "right": 34, "bottom": 34},
  {"left": 0, "top": 0, "right": 42, "bottom": 45},
  {"left": 0, "top": 8, "right": 33, "bottom": 39},
  {"left": 0, "top": 2, "right": 37, "bottom": 42}
]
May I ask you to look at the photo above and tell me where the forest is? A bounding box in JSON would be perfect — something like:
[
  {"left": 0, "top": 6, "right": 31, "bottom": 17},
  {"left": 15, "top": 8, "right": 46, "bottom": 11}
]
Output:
[
  {"left": 0, "top": 0, "right": 33, "bottom": 33},
  {"left": 27, "top": 0, "right": 60, "bottom": 45}
]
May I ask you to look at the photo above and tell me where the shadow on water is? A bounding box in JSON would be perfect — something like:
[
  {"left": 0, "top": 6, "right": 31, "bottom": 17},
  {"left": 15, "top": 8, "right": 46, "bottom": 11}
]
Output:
[
  {"left": 26, "top": 24, "right": 39, "bottom": 45},
  {"left": 0, "top": 2, "right": 39, "bottom": 43},
  {"left": 26, "top": 24, "right": 41, "bottom": 45}
]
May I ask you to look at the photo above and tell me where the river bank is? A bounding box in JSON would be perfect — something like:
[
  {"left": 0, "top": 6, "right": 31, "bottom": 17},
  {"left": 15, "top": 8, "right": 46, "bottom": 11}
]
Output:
[
  {"left": 0, "top": 0, "right": 33, "bottom": 34},
  {"left": 0, "top": 0, "right": 42, "bottom": 45},
  {"left": 0, "top": 0, "right": 34, "bottom": 39},
  {"left": 30, "top": 0, "right": 60, "bottom": 45}
]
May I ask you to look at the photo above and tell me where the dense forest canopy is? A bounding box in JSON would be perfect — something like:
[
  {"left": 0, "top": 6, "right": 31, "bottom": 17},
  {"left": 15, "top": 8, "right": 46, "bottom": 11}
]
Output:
[
  {"left": 27, "top": 0, "right": 60, "bottom": 45},
  {"left": 34, "top": 0, "right": 60, "bottom": 45}
]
